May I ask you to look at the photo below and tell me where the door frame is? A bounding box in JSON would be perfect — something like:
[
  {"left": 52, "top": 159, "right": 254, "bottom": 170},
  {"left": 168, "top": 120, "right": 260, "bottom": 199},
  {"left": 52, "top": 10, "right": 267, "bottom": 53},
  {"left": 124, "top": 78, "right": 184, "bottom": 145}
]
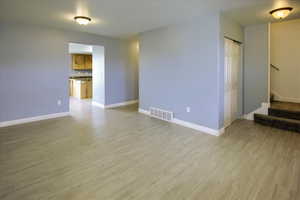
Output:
[{"left": 267, "top": 23, "right": 271, "bottom": 104}]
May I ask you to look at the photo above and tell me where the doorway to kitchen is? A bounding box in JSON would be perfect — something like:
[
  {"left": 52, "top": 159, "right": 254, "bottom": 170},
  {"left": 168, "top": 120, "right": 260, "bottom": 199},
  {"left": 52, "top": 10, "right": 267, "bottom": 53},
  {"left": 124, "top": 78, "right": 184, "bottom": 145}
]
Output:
[{"left": 68, "top": 43, "right": 105, "bottom": 110}]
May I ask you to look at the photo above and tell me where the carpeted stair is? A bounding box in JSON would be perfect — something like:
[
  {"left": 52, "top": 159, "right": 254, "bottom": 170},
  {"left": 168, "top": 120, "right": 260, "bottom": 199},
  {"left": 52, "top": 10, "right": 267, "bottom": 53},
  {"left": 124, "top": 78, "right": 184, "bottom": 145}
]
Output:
[{"left": 254, "top": 107, "right": 300, "bottom": 133}]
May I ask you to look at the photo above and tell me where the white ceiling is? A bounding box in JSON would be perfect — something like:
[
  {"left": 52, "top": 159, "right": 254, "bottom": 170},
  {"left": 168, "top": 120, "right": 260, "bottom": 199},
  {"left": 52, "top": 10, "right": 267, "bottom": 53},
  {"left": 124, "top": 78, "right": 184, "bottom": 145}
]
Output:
[
  {"left": 225, "top": 0, "right": 300, "bottom": 26},
  {"left": 0, "top": 0, "right": 300, "bottom": 38}
]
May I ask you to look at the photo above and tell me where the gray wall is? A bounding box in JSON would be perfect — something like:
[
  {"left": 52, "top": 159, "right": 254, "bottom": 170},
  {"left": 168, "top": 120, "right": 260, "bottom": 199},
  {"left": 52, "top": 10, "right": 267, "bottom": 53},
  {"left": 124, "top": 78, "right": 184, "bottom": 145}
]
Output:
[
  {"left": 139, "top": 15, "right": 221, "bottom": 130},
  {"left": 219, "top": 16, "right": 244, "bottom": 126},
  {"left": 105, "top": 38, "right": 139, "bottom": 104},
  {"left": 0, "top": 22, "right": 138, "bottom": 122},
  {"left": 123, "top": 38, "right": 139, "bottom": 102},
  {"left": 221, "top": 16, "right": 244, "bottom": 42},
  {"left": 244, "top": 24, "right": 269, "bottom": 114}
]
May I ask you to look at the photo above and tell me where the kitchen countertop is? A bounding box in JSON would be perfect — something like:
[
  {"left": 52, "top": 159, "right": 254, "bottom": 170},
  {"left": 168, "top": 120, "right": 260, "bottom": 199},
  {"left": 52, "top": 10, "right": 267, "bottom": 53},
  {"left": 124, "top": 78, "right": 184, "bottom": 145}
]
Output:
[
  {"left": 69, "top": 77, "right": 92, "bottom": 83},
  {"left": 69, "top": 76, "right": 92, "bottom": 79}
]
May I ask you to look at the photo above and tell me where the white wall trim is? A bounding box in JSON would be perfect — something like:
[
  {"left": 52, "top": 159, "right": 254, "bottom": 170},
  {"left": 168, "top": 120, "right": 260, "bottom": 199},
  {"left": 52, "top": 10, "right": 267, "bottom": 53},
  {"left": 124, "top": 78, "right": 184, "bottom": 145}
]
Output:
[
  {"left": 0, "top": 112, "right": 70, "bottom": 128},
  {"left": 138, "top": 108, "right": 225, "bottom": 136},
  {"left": 243, "top": 102, "right": 270, "bottom": 120},
  {"left": 275, "top": 97, "right": 300, "bottom": 104},
  {"left": 93, "top": 100, "right": 138, "bottom": 109},
  {"left": 105, "top": 100, "right": 138, "bottom": 108},
  {"left": 272, "top": 90, "right": 300, "bottom": 104},
  {"left": 92, "top": 101, "right": 105, "bottom": 108},
  {"left": 172, "top": 118, "right": 225, "bottom": 136},
  {"left": 138, "top": 108, "right": 150, "bottom": 115}
]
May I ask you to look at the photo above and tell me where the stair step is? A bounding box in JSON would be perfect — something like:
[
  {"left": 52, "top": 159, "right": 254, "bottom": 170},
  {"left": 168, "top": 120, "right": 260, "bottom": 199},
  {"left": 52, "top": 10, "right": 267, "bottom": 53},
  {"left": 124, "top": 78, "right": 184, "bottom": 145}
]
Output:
[
  {"left": 254, "top": 113, "right": 300, "bottom": 133},
  {"left": 268, "top": 108, "right": 300, "bottom": 121}
]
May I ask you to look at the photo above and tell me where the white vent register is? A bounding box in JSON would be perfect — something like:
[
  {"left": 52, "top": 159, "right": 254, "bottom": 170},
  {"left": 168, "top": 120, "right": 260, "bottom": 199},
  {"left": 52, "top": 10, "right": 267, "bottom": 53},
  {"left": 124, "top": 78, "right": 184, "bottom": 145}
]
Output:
[{"left": 149, "top": 107, "right": 173, "bottom": 121}]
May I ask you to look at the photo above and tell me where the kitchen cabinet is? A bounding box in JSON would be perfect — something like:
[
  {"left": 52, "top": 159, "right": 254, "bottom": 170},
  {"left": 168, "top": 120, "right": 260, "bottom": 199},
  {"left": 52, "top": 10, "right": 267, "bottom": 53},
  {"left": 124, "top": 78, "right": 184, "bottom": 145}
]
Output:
[
  {"left": 71, "top": 54, "right": 93, "bottom": 70},
  {"left": 72, "top": 54, "right": 85, "bottom": 70},
  {"left": 69, "top": 78, "right": 92, "bottom": 99},
  {"left": 85, "top": 55, "right": 92, "bottom": 70},
  {"left": 69, "top": 79, "right": 73, "bottom": 96},
  {"left": 86, "top": 80, "right": 92, "bottom": 98}
]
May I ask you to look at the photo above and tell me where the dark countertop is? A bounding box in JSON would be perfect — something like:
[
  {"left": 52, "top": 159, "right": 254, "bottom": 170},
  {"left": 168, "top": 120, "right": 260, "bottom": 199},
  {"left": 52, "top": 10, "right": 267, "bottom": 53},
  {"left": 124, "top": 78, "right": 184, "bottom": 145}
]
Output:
[{"left": 69, "top": 76, "right": 92, "bottom": 79}]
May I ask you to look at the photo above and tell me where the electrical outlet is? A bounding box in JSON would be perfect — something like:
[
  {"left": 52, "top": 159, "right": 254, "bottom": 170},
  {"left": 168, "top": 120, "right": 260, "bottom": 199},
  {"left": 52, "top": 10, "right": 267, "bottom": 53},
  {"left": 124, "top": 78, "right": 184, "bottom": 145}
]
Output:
[
  {"left": 186, "top": 107, "right": 191, "bottom": 113},
  {"left": 57, "top": 100, "right": 62, "bottom": 106}
]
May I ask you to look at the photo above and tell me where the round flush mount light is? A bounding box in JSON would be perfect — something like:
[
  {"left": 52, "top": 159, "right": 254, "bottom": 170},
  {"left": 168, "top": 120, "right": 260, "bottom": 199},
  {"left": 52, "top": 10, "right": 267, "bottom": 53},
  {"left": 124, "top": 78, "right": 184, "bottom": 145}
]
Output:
[
  {"left": 270, "top": 7, "right": 293, "bottom": 19},
  {"left": 74, "top": 16, "right": 91, "bottom": 25}
]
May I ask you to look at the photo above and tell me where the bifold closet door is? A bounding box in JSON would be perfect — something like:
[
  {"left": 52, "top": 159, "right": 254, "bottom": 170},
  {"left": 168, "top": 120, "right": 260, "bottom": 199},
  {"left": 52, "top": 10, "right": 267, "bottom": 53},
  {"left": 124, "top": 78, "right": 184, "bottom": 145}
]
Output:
[{"left": 224, "top": 38, "right": 241, "bottom": 127}]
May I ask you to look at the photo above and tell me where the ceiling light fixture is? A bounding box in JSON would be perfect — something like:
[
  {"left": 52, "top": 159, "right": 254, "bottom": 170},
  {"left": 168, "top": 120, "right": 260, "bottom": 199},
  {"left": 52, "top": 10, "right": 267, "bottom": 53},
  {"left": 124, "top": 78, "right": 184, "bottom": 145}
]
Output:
[
  {"left": 74, "top": 16, "right": 91, "bottom": 25},
  {"left": 270, "top": 7, "right": 293, "bottom": 19}
]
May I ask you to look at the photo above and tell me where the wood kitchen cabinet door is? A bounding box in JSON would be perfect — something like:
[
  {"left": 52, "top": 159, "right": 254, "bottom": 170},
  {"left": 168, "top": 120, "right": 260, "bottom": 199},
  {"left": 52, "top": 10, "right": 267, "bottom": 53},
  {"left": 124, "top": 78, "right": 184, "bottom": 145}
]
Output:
[
  {"left": 69, "top": 79, "right": 73, "bottom": 96},
  {"left": 73, "top": 80, "right": 86, "bottom": 99},
  {"left": 72, "top": 80, "right": 81, "bottom": 98},
  {"left": 80, "top": 81, "right": 88, "bottom": 99},
  {"left": 87, "top": 80, "right": 93, "bottom": 98},
  {"left": 72, "top": 54, "right": 85, "bottom": 70},
  {"left": 85, "top": 55, "right": 92, "bottom": 70},
  {"left": 72, "top": 79, "right": 92, "bottom": 99}
]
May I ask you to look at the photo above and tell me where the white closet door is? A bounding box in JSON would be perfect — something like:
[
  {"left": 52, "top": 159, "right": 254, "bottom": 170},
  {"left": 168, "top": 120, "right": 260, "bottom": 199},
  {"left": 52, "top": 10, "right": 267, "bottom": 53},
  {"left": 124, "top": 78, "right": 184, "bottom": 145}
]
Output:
[{"left": 224, "top": 38, "right": 241, "bottom": 127}]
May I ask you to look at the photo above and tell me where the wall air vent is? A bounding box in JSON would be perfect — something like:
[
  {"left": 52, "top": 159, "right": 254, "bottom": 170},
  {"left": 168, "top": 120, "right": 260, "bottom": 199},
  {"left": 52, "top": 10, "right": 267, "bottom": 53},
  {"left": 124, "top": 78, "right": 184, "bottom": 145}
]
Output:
[{"left": 149, "top": 107, "right": 173, "bottom": 121}]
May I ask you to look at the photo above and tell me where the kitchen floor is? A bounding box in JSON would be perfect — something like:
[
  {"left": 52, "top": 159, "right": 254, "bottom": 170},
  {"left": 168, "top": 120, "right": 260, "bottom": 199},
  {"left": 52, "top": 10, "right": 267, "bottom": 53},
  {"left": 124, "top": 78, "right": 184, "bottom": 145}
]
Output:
[{"left": 1, "top": 98, "right": 300, "bottom": 200}]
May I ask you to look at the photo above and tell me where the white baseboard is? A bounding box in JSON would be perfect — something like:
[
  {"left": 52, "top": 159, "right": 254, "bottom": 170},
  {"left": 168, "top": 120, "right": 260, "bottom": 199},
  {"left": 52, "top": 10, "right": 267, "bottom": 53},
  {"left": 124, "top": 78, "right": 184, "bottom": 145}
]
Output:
[
  {"left": 138, "top": 108, "right": 150, "bottom": 115},
  {"left": 243, "top": 102, "right": 270, "bottom": 120},
  {"left": 172, "top": 118, "right": 225, "bottom": 136},
  {"left": 92, "top": 101, "right": 105, "bottom": 108},
  {"left": 275, "top": 97, "right": 300, "bottom": 104},
  {"left": 105, "top": 100, "right": 138, "bottom": 108},
  {"left": 138, "top": 108, "right": 224, "bottom": 136},
  {"left": 93, "top": 100, "right": 138, "bottom": 109},
  {"left": 0, "top": 112, "right": 70, "bottom": 128},
  {"left": 271, "top": 90, "right": 300, "bottom": 103}
]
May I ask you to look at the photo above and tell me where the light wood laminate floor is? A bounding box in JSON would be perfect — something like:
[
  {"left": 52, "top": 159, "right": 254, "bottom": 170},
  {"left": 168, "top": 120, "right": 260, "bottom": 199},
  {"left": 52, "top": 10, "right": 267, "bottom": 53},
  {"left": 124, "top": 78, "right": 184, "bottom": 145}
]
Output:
[{"left": 1, "top": 98, "right": 300, "bottom": 200}]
